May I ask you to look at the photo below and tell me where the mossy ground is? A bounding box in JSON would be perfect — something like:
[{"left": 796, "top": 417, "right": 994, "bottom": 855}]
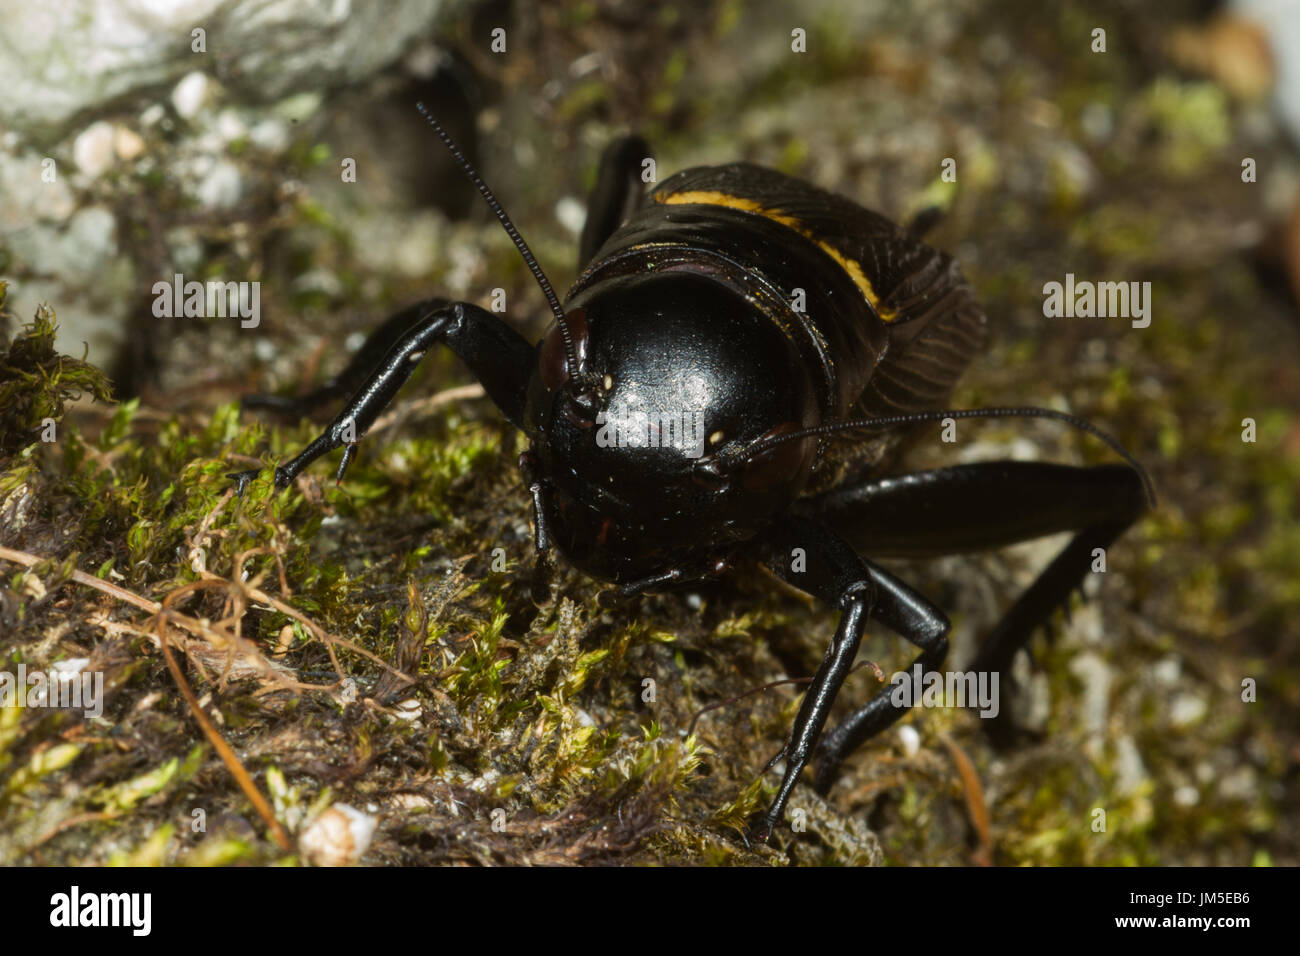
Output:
[{"left": 1, "top": 0, "right": 1297, "bottom": 865}]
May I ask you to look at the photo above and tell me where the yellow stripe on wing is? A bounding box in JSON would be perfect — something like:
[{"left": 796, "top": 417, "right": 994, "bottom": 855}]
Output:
[{"left": 656, "top": 189, "right": 899, "bottom": 321}]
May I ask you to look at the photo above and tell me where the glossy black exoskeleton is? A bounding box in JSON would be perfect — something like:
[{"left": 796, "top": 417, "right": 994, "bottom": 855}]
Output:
[{"left": 230, "top": 105, "right": 1153, "bottom": 842}]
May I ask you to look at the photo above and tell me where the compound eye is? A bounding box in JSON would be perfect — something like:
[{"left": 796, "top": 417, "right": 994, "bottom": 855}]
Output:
[
  {"left": 539, "top": 306, "right": 589, "bottom": 392},
  {"left": 563, "top": 384, "right": 600, "bottom": 429},
  {"left": 739, "top": 422, "right": 814, "bottom": 493}
]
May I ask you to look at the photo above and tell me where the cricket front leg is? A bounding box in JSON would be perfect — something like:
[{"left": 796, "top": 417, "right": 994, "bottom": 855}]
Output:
[
  {"left": 241, "top": 299, "right": 452, "bottom": 417},
  {"left": 230, "top": 300, "right": 535, "bottom": 493}
]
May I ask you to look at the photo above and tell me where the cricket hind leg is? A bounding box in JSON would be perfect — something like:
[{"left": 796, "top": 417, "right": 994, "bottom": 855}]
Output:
[
  {"left": 578, "top": 135, "right": 652, "bottom": 271},
  {"left": 794, "top": 461, "right": 1148, "bottom": 791}
]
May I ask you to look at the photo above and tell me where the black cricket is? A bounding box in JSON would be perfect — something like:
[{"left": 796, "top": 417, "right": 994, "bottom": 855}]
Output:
[{"left": 230, "top": 104, "right": 1153, "bottom": 842}]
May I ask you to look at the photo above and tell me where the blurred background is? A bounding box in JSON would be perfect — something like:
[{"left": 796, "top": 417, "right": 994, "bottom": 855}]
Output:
[{"left": 0, "top": 0, "right": 1296, "bottom": 866}]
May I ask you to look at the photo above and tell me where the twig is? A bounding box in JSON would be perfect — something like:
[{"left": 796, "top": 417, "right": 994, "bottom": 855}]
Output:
[
  {"left": 0, "top": 545, "right": 158, "bottom": 613},
  {"left": 0, "top": 545, "right": 333, "bottom": 853},
  {"left": 0, "top": 544, "right": 298, "bottom": 852},
  {"left": 154, "top": 599, "right": 292, "bottom": 851},
  {"left": 939, "top": 732, "right": 993, "bottom": 866},
  {"left": 26, "top": 810, "right": 122, "bottom": 852},
  {"left": 240, "top": 580, "right": 415, "bottom": 684}
]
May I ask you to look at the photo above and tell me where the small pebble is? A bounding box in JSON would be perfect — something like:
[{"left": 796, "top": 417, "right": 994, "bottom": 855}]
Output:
[
  {"left": 299, "top": 804, "right": 377, "bottom": 866},
  {"left": 1169, "top": 693, "right": 1207, "bottom": 728},
  {"left": 139, "top": 103, "right": 166, "bottom": 127},
  {"left": 172, "top": 71, "right": 209, "bottom": 120},
  {"left": 113, "top": 125, "right": 146, "bottom": 161},
  {"left": 194, "top": 160, "right": 242, "bottom": 208},
  {"left": 898, "top": 724, "right": 921, "bottom": 758},
  {"left": 72, "top": 121, "right": 115, "bottom": 177},
  {"left": 1152, "top": 656, "right": 1181, "bottom": 686},
  {"left": 555, "top": 196, "right": 586, "bottom": 236}
]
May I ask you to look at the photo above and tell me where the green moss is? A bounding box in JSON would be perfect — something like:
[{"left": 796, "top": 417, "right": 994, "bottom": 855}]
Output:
[
  {"left": 1141, "top": 79, "right": 1233, "bottom": 177},
  {"left": 0, "top": 284, "right": 113, "bottom": 457}
]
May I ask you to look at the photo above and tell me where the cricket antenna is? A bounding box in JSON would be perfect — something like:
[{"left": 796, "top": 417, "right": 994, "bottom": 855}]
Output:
[
  {"left": 739, "top": 406, "right": 1156, "bottom": 508},
  {"left": 416, "top": 102, "right": 580, "bottom": 382}
]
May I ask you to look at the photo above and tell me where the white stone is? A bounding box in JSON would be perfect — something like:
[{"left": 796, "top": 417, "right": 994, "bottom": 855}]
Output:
[
  {"left": 1113, "top": 735, "right": 1148, "bottom": 795},
  {"left": 0, "top": 1, "right": 450, "bottom": 131},
  {"left": 66, "top": 207, "right": 119, "bottom": 266},
  {"left": 50, "top": 658, "right": 91, "bottom": 677},
  {"left": 0, "top": 151, "right": 76, "bottom": 224},
  {"left": 172, "top": 71, "right": 210, "bottom": 121},
  {"left": 1235, "top": 0, "right": 1300, "bottom": 141},
  {"left": 193, "top": 159, "right": 242, "bottom": 208},
  {"left": 72, "top": 121, "right": 116, "bottom": 177},
  {"left": 1152, "top": 656, "right": 1181, "bottom": 685},
  {"left": 292, "top": 268, "right": 342, "bottom": 298},
  {"left": 299, "top": 804, "right": 377, "bottom": 866},
  {"left": 555, "top": 196, "right": 586, "bottom": 236},
  {"left": 897, "top": 723, "right": 921, "bottom": 758},
  {"left": 215, "top": 109, "right": 248, "bottom": 142},
  {"left": 113, "top": 125, "right": 147, "bottom": 161},
  {"left": 248, "top": 118, "right": 290, "bottom": 152},
  {"left": 139, "top": 104, "right": 166, "bottom": 127},
  {"left": 1169, "top": 693, "right": 1207, "bottom": 728}
]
